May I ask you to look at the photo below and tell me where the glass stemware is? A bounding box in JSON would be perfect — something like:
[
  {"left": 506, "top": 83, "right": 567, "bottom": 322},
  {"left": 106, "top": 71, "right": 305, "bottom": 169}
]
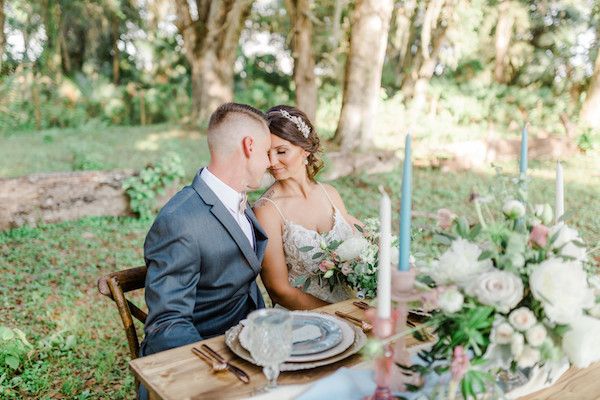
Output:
[{"left": 246, "top": 308, "right": 293, "bottom": 391}]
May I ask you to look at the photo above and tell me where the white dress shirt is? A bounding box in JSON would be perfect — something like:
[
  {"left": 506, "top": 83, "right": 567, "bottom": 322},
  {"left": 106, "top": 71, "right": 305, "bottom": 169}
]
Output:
[{"left": 200, "top": 168, "right": 254, "bottom": 248}]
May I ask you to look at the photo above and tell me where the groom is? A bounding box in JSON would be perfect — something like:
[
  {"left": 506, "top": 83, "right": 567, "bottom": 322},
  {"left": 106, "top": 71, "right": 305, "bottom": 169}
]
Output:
[{"left": 140, "top": 102, "right": 272, "bottom": 360}]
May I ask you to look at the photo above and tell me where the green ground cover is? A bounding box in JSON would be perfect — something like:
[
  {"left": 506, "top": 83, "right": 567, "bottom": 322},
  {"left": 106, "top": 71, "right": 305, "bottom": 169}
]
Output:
[{"left": 1, "top": 125, "right": 598, "bottom": 399}]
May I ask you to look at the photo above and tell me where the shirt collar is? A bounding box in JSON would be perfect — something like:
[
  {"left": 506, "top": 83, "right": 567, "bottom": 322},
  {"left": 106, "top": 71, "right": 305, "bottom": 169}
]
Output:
[{"left": 200, "top": 168, "right": 245, "bottom": 214}]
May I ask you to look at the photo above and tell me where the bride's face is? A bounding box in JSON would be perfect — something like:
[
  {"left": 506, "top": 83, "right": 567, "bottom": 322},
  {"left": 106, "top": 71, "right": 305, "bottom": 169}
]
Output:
[{"left": 268, "top": 134, "right": 309, "bottom": 181}]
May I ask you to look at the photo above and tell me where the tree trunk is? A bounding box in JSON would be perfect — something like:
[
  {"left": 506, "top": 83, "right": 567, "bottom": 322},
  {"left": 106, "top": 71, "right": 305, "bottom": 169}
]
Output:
[
  {"left": 0, "top": 0, "right": 5, "bottom": 73},
  {"left": 174, "top": 0, "right": 254, "bottom": 123},
  {"left": 285, "top": 0, "right": 317, "bottom": 122},
  {"left": 494, "top": 0, "right": 514, "bottom": 84},
  {"left": 331, "top": 0, "right": 346, "bottom": 49},
  {"left": 41, "top": 0, "right": 63, "bottom": 77},
  {"left": 401, "top": 0, "right": 457, "bottom": 110},
  {"left": 112, "top": 16, "right": 120, "bottom": 84},
  {"left": 334, "top": 0, "right": 394, "bottom": 151},
  {"left": 580, "top": 47, "right": 600, "bottom": 128},
  {"left": 389, "top": 0, "right": 417, "bottom": 86},
  {"left": 59, "top": 18, "right": 71, "bottom": 73}
]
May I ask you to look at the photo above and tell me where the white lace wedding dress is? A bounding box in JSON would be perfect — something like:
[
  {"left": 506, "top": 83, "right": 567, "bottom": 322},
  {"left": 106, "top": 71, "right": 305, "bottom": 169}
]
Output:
[{"left": 261, "top": 183, "right": 356, "bottom": 304}]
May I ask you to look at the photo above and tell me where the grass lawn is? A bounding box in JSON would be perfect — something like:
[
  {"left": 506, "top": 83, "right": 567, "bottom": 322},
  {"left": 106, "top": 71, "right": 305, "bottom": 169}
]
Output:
[{"left": 1, "top": 124, "right": 599, "bottom": 398}]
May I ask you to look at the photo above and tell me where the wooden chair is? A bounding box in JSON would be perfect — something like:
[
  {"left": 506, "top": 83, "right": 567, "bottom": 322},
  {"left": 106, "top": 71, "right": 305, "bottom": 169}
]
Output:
[{"left": 97, "top": 266, "right": 148, "bottom": 361}]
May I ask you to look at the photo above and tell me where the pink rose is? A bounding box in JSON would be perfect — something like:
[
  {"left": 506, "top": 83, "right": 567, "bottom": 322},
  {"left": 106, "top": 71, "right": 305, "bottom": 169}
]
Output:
[
  {"left": 341, "top": 263, "right": 352, "bottom": 276},
  {"left": 437, "top": 208, "right": 456, "bottom": 230},
  {"left": 319, "top": 260, "right": 335, "bottom": 272},
  {"left": 530, "top": 224, "right": 550, "bottom": 248}
]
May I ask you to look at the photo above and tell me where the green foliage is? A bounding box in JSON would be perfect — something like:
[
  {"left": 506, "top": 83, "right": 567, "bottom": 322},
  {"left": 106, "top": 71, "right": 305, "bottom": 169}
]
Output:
[
  {"left": 71, "top": 151, "right": 105, "bottom": 171},
  {"left": 123, "top": 153, "right": 185, "bottom": 219},
  {"left": 0, "top": 327, "right": 33, "bottom": 379},
  {"left": 234, "top": 54, "right": 293, "bottom": 111}
]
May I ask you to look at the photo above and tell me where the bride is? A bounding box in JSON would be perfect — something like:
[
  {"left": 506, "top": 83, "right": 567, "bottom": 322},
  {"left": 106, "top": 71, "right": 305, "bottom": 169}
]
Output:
[{"left": 254, "top": 105, "right": 362, "bottom": 310}]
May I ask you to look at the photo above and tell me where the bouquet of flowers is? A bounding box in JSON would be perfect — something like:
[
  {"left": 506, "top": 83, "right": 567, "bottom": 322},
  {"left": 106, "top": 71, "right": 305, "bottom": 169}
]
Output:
[
  {"left": 411, "top": 192, "right": 600, "bottom": 398},
  {"left": 295, "top": 218, "right": 398, "bottom": 299}
]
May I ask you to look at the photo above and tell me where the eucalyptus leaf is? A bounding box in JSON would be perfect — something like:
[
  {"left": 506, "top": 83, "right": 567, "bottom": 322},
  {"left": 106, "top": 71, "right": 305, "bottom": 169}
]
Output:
[
  {"left": 433, "top": 234, "right": 452, "bottom": 246},
  {"left": 311, "top": 252, "right": 325, "bottom": 260},
  {"left": 303, "top": 277, "right": 312, "bottom": 292},
  {"left": 477, "top": 250, "right": 494, "bottom": 261},
  {"left": 292, "top": 275, "right": 307, "bottom": 288},
  {"left": 299, "top": 246, "right": 314, "bottom": 252}
]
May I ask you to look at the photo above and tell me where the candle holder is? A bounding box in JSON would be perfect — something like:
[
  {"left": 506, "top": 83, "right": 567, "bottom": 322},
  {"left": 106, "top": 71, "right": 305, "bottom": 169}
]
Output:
[
  {"left": 367, "top": 314, "right": 398, "bottom": 400},
  {"left": 366, "top": 267, "right": 429, "bottom": 399}
]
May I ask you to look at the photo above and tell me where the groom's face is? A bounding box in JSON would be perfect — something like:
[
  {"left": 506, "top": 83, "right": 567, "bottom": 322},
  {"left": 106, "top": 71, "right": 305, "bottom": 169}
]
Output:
[{"left": 246, "top": 129, "right": 272, "bottom": 189}]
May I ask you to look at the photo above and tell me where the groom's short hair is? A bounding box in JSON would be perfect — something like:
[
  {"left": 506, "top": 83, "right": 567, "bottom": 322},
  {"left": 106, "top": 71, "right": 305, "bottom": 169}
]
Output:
[{"left": 207, "top": 103, "right": 268, "bottom": 154}]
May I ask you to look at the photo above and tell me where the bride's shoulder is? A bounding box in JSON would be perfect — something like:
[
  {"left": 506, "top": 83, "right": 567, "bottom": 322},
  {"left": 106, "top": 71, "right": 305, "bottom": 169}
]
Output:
[
  {"left": 253, "top": 185, "right": 283, "bottom": 216},
  {"left": 317, "top": 182, "right": 344, "bottom": 207}
]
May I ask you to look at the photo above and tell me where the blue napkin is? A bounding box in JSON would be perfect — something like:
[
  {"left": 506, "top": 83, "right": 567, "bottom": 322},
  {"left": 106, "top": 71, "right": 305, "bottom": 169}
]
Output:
[
  {"left": 296, "top": 353, "right": 449, "bottom": 400},
  {"left": 296, "top": 367, "right": 376, "bottom": 400}
]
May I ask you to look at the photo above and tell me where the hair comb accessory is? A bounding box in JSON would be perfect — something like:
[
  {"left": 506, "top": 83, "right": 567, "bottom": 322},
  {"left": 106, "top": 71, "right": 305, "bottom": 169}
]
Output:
[{"left": 279, "top": 109, "right": 311, "bottom": 138}]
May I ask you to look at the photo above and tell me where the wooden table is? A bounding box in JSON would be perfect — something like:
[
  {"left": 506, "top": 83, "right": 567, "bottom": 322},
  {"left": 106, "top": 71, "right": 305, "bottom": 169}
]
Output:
[{"left": 130, "top": 300, "right": 600, "bottom": 400}]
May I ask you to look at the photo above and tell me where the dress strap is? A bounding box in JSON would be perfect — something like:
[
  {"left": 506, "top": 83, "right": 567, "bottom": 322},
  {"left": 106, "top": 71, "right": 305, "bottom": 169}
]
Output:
[
  {"left": 317, "top": 182, "right": 337, "bottom": 210},
  {"left": 259, "top": 197, "right": 287, "bottom": 221}
]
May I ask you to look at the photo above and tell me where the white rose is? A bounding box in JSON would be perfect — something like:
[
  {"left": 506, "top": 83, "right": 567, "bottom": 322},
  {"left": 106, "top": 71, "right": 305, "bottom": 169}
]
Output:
[
  {"left": 509, "top": 307, "right": 537, "bottom": 331},
  {"left": 511, "top": 332, "right": 525, "bottom": 357},
  {"left": 562, "top": 316, "right": 600, "bottom": 368},
  {"left": 438, "top": 287, "right": 464, "bottom": 314},
  {"left": 529, "top": 258, "right": 595, "bottom": 324},
  {"left": 430, "top": 238, "right": 493, "bottom": 285},
  {"left": 525, "top": 324, "right": 547, "bottom": 347},
  {"left": 336, "top": 235, "right": 370, "bottom": 262},
  {"left": 503, "top": 200, "right": 526, "bottom": 219},
  {"left": 359, "top": 243, "right": 378, "bottom": 265},
  {"left": 466, "top": 270, "right": 524, "bottom": 313},
  {"left": 549, "top": 224, "right": 587, "bottom": 262},
  {"left": 491, "top": 321, "right": 514, "bottom": 345},
  {"left": 560, "top": 242, "right": 587, "bottom": 263},
  {"left": 588, "top": 275, "right": 600, "bottom": 296},
  {"left": 517, "top": 345, "right": 540, "bottom": 368}
]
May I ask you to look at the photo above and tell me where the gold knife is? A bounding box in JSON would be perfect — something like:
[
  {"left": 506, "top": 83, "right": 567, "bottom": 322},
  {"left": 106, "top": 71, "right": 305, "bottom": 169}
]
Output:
[{"left": 201, "top": 344, "right": 250, "bottom": 384}]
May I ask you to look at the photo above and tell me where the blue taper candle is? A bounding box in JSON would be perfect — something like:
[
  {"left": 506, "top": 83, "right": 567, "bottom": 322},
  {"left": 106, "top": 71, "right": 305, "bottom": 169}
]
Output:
[
  {"left": 519, "top": 124, "right": 528, "bottom": 176},
  {"left": 399, "top": 134, "right": 412, "bottom": 271}
]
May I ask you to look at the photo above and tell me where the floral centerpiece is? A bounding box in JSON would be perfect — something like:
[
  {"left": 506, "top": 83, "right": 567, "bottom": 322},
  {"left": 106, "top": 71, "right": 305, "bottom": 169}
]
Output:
[
  {"left": 294, "top": 218, "right": 398, "bottom": 299},
  {"left": 408, "top": 193, "right": 600, "bottom": 398}
]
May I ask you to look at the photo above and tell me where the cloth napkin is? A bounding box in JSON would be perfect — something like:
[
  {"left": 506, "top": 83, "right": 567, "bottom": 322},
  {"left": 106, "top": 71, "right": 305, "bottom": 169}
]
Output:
[{"left": 295, "top": 367, "right": 376, "bottom": 400}]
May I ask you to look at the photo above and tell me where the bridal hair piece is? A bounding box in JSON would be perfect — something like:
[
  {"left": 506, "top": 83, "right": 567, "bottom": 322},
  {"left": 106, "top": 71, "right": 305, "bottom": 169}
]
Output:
[{"left": 279, "top": 109, "right": 311, "bottom": 138}]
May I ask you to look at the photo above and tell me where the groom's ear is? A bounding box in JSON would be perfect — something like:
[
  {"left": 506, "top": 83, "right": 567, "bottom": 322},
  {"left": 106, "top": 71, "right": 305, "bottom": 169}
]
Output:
[{"left": 242, "top": 136, "right": 254, "bottom": 158}]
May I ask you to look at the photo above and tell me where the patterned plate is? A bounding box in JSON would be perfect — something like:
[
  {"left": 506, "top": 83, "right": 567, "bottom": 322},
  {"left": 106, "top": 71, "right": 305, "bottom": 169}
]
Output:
[
  {"left": 225, "top": 317, "right": 366, "bottom": 371},
  {"left": 239, "top": 312, "right": 345, "bottom": 357}
]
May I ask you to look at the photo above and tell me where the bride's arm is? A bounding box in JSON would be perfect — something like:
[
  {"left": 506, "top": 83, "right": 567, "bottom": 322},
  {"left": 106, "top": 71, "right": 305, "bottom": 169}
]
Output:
[
  {"left": 254, "top": 201, "right": 329, "bottom": 310},
  {"left": 322, "top": 184, "right": 363, "bottom": 230}
]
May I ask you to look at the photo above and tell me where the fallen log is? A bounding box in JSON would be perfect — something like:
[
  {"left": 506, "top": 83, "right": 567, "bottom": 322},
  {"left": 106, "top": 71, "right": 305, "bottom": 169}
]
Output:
[{"left": 0, "top": 170, "right": 136, "bottom": 230}]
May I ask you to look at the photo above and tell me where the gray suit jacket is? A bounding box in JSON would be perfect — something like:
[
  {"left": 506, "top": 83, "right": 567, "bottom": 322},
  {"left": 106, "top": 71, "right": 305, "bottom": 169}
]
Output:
[{"left": 140, "top": 169, "right": 267, "bottom": 357}]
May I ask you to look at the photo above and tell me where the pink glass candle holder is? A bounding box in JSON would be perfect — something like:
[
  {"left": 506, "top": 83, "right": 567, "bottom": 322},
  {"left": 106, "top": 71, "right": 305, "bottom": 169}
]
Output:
[{"left": 368, "top": 313, "right": 398, "bottom": 400}]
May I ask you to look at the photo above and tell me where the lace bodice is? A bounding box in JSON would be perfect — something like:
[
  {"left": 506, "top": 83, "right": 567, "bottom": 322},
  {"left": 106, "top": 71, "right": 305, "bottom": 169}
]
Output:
[{"left": 260, "top": 184, "right": 356, "bottom": 304}]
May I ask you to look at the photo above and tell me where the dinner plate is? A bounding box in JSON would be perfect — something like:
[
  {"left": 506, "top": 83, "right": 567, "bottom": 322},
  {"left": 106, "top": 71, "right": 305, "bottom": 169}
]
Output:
[
  {"left": 239, "top": 311, "right": 345, "bottom": 357},
  {"left": 225, "top": 318, "right": 366, "bottom": 371}
]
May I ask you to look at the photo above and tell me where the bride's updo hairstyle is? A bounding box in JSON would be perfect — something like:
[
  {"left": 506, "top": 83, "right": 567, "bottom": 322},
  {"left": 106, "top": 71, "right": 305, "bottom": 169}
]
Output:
[{"left": 265, "top": 105, "right": 324, "bottom": 181}]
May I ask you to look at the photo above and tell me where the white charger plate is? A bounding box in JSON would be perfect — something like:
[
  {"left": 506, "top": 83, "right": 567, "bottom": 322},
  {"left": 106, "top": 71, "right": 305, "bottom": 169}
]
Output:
[
  {"left": 239, "top": 311, "right": 355, "bottom": 362},
  {"left": 225, "top": 317, "right": 366, "bottom": 371}
]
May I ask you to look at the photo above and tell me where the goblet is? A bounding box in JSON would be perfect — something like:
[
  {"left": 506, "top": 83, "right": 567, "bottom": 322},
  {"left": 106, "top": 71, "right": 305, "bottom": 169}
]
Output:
[{"left": 246, "top": 308, "right": 293, "bottom": 391}]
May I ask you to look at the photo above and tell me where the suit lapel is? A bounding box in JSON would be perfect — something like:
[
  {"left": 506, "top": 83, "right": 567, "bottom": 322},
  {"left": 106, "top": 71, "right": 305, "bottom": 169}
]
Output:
[
  {"left": 191, "top": 170, "right": 262, "bottom": 274},
  {"left": 245, "top": 206, "right": 268, "bottom": 261}
]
